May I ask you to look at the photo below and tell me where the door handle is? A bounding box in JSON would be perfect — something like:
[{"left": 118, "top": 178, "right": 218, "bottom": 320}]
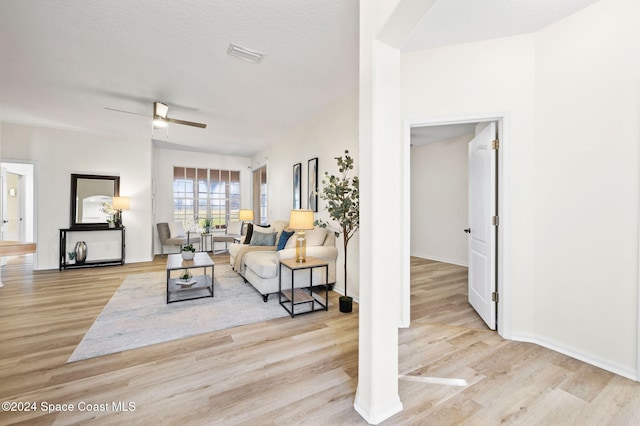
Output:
[{"left": 464, "top": 228, "right": 471, "bottom": 234}]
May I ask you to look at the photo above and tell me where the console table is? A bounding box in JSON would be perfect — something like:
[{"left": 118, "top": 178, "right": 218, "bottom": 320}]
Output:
[{"left": 59, "top": 227, "right": 125, "bottom": 270}]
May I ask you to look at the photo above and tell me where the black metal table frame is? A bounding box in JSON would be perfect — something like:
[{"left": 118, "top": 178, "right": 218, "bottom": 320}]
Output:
[
  {"left": 59, "top": 227, "right": 125, "bottom": 270},
  {"left": 278, "top": 259, "right": 329, "bottom": 318},
  {"left": 166, "top": 256, "right": 214, "bottom": 304}
]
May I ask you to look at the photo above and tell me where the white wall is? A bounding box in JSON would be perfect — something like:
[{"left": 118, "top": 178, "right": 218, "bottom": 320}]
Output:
[
  {"left": 251, "top": 89, "right": 359, "bottom": 298},
  {"left": 533, "top": 0, "right": 640, "bottom": 377},
  {"left": 410, "top": 133, "right": 471, "bottom": 265},
  {"left": 152, "top": 146, "right": 252, "bottom": 255},
  {"left": 401, "top": 0, "right": 640, "bottom": 379},
  {"left": 1, "top": 123, "right": 153, "bottom": 269}
]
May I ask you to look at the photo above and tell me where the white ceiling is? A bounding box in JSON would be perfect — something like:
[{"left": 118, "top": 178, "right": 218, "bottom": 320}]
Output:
[
  {"left": 0, "top": 0, "right": 359, "bottom": 156},
  {"left": 411, "top": 123, "right": 477, "bottom": 147},
  {"left": 0, "top": 0, "right": 600, "bottom": 157},
  {"left": 403, "top": 0, "right": 601, "bottom": 51}
]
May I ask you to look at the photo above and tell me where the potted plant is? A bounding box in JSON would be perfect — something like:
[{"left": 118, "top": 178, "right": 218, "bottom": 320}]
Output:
[
  {"left": 179, "top": 268, "right": 193, "bottom": 282},
  {"left": 181, "top": 243, "right": 196, "bottom": 260},
  {"left": 204, "top": 218, "right": 211, "bottom": 234},
  {"left": 101, "top": 202, "right": 117, "bottom": 228},
  {"left": 67, "top": 251, "right": 76, "bottom": 265},
  {"left": 315, "top": 150, "right": 359, "bottom": 313}
]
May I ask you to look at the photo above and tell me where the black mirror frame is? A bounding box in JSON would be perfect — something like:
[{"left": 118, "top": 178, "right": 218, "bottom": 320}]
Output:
[{"left": 70, "top": 174, "right": 120, "bottom": 229}]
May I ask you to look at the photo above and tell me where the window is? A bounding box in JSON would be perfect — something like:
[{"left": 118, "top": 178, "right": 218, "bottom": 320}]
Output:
[{"left": 173, "top": 167, "right": 240, "bottom": 229}]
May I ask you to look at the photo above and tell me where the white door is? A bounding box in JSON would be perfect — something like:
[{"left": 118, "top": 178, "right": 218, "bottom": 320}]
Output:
[{"left": 468, "top": 122, "right": 497, "bottom": 330}]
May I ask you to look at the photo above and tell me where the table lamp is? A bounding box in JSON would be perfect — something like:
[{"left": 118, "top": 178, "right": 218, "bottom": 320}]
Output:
[
  {"left": 112, "top": 196, "right": 130, "bottom": 227},
  {"left": 238, "top": 209, "right": 254, "bottom": 222},
  {"left": 289, "top": 209, "right": 314, "bottom": 263}
]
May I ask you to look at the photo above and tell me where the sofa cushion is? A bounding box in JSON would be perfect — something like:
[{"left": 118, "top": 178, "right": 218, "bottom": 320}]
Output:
[
  {"left": 250, "top": 231, "right": 277, "bottom": 246},
  {"left": 245, "top": 251, "right": 278, "bottom": 279},
  {"left": 277, "top": 230, "right": 295, "bottom": 251},
  {"left": 285, "top": 227, "right": 326, "bottom": 249}
]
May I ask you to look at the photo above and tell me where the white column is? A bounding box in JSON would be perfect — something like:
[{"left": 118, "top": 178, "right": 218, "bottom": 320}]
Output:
[{"left": 355, "top": 0, "right": 439, "bottom": 423}]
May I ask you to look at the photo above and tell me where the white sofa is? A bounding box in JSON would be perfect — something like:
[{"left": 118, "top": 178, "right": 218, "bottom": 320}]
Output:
[{"left": 229, "top": 220, "right": 338, "bottom": 302}]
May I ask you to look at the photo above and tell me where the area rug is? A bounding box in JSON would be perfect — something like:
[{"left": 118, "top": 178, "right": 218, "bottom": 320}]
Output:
[{"left": 67, "top": 265, "right": 290, "bottom": 362}]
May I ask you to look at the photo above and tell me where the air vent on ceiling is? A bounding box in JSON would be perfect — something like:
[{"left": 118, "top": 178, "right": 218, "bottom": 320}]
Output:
[{"left": 227, "top": 43, "right": 265, "bottom": 63}]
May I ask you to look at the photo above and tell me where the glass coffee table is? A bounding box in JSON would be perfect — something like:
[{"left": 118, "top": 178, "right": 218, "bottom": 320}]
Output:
[{"left": 166, "top": 252, "right": 214, "bottom": 304}]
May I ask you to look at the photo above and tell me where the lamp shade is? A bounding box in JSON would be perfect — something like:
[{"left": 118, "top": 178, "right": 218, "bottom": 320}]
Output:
[
  {"left": 112, "top": 196, "right": 130, "bottom": 210},
  {"left": 239, "top": 209, "right": 254, "bottom": 221},
  {"left": 289, "top": 209, "right": 314, "bottom": 230}
]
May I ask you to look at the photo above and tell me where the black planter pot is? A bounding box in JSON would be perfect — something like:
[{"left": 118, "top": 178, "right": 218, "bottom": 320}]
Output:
[{"left": 339, "top": 296, "right": 353, "bottom": 313}]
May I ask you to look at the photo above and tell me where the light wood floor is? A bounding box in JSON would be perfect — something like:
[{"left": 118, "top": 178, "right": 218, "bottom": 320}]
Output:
[{"left": 0, "top": 255, "right": 638, "bottom": 425}]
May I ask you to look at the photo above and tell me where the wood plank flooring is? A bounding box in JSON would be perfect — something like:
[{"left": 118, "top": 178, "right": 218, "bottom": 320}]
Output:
[{"left": 0, "top": 255, "right": 638, "bottom": 425}]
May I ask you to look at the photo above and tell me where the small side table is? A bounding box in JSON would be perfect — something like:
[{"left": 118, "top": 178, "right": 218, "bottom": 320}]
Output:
[
  {"left": 200, "top": 233, "right": 213, "bottom": 252},
  {"left": 278, "top": 257, "right": 329, "bottom": 317},
  {"left": 166, "top": 252, "right": 214, "bottom": 304}
]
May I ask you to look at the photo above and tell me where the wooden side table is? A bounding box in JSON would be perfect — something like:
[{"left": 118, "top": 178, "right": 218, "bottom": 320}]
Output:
[{"left": 278, "top": 257, "right": 329, "bottom": 317}]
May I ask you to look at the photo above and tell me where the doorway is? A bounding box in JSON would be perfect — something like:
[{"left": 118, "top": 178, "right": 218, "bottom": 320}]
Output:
[
  {"left": 403, "top": 115, "right": 505, "bottom": 335},
  {"left": 0, "top": 161, "right": 35, "bottom": 266}
]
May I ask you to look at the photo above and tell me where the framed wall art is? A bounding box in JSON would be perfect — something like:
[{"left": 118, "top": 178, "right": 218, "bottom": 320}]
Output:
[
  {"left": 308, "top": 157, "right": 318, "bottom": 212},
  {"left": 293, "top": 162, "right": 302, "bottom": 209}
]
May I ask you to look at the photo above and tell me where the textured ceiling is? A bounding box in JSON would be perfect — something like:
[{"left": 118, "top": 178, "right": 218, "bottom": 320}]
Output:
[
  {"left": 403, "top": 0, "right": 601, "bottom": 51},
  {"left": 0, "top": 1, "right": 601, "bottom": 156},
  {"left": 0, "top": 0, "right": 359, "bottom": 156}
]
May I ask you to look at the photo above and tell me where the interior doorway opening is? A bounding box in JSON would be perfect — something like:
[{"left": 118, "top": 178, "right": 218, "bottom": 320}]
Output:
[
  {"left": 403, "top": 115, "right": 505, "bottom": 335},
  {"left": 0, "top": 161, "right": 36, "bottom": 268}
]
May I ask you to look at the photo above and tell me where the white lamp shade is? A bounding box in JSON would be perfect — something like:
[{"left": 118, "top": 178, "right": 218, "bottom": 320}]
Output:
[
  {"left": 289, "top": 209, "right": 314, "bottom": 230},
  {"left": 112, "top": 196, "right": 130, "bottom": 210},
  {"left": 239, "top": 209, "right": 254, "bottom": 221}
]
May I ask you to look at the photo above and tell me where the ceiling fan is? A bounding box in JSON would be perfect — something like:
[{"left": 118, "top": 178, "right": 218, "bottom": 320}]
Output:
[{"left": 105, "top": 102, "right": 207, "bottom": 129}]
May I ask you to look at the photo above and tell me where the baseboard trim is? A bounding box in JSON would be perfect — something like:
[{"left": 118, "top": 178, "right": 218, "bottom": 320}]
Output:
[
  {"left": 354, "top": 391, "right": 403, "bottom": 425},
  {"left": 410, "top": 252, "right": 468, "bottom": 267},
  {"left": 511, "top": 333, "right": 638, "bottom": 382},
  {"left": 332, "top": 286, "right": 360, "bottom": 304}
]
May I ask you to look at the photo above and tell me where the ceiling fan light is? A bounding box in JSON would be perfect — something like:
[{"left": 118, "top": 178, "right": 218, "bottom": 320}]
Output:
[
  {"left": 153, "top": 117, "right": 168, "bottom": 128},
  {"left": 154, "top": 102, "right": 169, "bottom": 119}
]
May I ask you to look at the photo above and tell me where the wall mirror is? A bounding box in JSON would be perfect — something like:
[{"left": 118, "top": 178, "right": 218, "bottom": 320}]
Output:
[{"left": 70, "top": 174, "right": 120, "bottom": 228}]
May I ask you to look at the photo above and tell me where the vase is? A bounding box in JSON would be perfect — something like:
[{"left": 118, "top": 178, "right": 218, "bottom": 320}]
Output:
[
  {"left": 75, "top": 241, "right": 87, "bottom": 264},
  {"left": 182, "top": 251, "right": 195, "bottom": 260}
]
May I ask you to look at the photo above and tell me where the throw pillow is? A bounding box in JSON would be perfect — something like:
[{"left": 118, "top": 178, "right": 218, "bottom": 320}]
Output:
[
  {"left": 243, "top": 223, "right": 254, "bottom": 244},
  {"left": 168, "top": 222, "right": 185, "bottom": 238},
  {"left": 277, "top": 230, "right": 295, "bottom": 251},
  {"left": 252, "top": 224, "right": 273, "bottom": 233},
  {"left": 305, "top": 227, "right": 327, "bottom": 247},
  {"left": 250, "top": 231, "right": 277, "bottom": 246}
]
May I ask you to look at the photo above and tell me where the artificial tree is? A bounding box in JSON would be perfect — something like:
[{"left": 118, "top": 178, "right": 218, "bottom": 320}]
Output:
[{"left": 315, "top": 150, "right": 359, "bottom": 313}]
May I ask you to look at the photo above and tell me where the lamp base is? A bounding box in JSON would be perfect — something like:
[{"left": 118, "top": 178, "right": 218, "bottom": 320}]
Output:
[{"left": 295, "top": 231, "right": 307, "bottom": 263}]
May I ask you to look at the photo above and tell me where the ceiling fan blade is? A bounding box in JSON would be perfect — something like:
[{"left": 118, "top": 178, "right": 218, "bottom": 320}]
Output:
[
  {"left": 165, "top": 117, "right": 207, "bottom": 129},
  {"left": 105, "top": 107, "right": 151, "bottom": 118}
]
